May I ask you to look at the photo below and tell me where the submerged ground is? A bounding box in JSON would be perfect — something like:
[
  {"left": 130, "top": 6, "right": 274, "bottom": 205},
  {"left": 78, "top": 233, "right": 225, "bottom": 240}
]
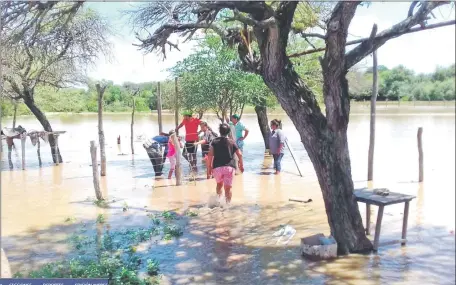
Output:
[{"left": 1, "top": 103, "right": 455, "bottom": 284}]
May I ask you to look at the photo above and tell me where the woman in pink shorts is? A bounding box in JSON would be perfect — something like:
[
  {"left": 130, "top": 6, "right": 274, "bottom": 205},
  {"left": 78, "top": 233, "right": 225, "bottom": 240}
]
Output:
[{"left": 207, "top": 123, "right": 244, "bottom": 204}]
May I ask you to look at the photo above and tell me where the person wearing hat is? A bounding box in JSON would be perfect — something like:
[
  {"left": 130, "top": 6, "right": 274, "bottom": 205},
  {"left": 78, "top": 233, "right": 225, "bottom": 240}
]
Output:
[
  {"left": 176, "top": 111, "right": 201, "bottom": 169},
  {"left": 225, "top": 114, "right": 249, "bottom": 152}
]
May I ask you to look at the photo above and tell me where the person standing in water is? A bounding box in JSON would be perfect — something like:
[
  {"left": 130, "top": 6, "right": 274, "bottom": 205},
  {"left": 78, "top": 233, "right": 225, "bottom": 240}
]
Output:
[
  {"left": 269, "top": 119, "right": 286, "bottom": 175},
  {"left": 207, "top": 123, "right": 244, "bottom": 205},
  {"left": 176, "top": 111, "right": 200, "bottom": 170},
  {"left": 225, "top": 114, "right": 249, "bottom": 152},
  {"left": 194, "top": 121, "right": 218, "bottom": 178},
  {"left": 166, "top": 130, "right": 183, "bottom": 179}
]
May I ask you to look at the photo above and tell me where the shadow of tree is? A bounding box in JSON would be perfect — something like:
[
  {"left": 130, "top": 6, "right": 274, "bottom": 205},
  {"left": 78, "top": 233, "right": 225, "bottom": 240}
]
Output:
[{"left": 3, "top": 200, "right": 454, "bottom": 285}]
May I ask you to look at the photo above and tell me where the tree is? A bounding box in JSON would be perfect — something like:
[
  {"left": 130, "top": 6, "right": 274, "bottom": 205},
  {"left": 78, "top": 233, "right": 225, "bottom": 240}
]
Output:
[
  {"left": 1, "top": 2, "right": 111, "bottom": 162},
  {"left": 130, "top": 1, "right": 454, "bottom": 254},
  {"left": 171, "top": 35, "right": 277, "bottom": 149}
]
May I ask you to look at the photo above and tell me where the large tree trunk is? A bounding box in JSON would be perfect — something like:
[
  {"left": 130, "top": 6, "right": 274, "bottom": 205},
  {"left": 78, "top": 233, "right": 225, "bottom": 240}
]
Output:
[
  {"left": 23, "top": 94, "right": 62, "bottom": 163},
  {"left": 254, "top": 104, "right": 270, "bottom": 151},
  {"left": 251, "top": 5, "right": 372, "bottom": 254}
]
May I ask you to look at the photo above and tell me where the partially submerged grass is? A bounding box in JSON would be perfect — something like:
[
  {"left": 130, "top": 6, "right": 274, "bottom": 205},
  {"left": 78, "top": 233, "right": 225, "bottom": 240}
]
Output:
[
  {"left": 185, "top": 210, "right": 198, "bottom": 217},
  {"left": 14, "top": 210, "right": 189, "bottom": 284},
  {"left": 96, "top": 214, "right": 106, "bottom": 224}
]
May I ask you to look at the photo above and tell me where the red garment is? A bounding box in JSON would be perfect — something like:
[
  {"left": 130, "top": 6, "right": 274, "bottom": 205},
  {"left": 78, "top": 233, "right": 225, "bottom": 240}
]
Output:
[{"left": 182, "top": 118, "right": 200, "bottom": 141}]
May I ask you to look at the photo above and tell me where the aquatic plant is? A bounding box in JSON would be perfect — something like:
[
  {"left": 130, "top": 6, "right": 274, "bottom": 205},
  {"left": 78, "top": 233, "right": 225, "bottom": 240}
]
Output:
[
  {"left": 185, "top": 210, "right": 198, "bottom": 217},
  {"left": 96, "top": 214, "right": 106, "bottom": 224},
  {"left": 161, "top": 210, "right": 178, "bottom": 220},
  {"left": 146, "top": 259, "right": 160, "bottom": 276},
  {"left": 13, "top": 210, "right": 192, "bottom": 283}
]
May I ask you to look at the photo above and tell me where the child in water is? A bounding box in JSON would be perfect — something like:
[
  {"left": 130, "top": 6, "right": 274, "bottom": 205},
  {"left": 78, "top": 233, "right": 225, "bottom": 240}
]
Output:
[{"left": 167, "top": 130, "right": 183, "bottom": 179}]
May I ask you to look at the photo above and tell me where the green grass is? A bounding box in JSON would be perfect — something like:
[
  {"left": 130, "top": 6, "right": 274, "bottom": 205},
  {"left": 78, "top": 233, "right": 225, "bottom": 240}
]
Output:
[
  {"left": 96, "top": 214, "right": 106, "bottom": 224},
  {"left": 13, "top": 210, "right": 191, "bottom": 283}
]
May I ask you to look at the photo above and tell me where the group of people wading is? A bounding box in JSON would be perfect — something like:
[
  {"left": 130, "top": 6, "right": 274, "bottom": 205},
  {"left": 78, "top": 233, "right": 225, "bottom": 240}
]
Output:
[{"left": 143, "top": 111, "right": 287, "bottom": 206}]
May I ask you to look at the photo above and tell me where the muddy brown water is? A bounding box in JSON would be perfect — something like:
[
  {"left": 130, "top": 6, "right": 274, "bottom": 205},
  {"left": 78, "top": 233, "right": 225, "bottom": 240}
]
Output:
[{"left": 1, "top": 104, "right": 455, "bottom": 284}]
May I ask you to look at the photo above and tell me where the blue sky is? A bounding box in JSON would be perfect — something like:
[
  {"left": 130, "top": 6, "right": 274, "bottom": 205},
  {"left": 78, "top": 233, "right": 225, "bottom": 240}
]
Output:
[{"left": 86, "top": 2, "right": 455, "bottom": 84}]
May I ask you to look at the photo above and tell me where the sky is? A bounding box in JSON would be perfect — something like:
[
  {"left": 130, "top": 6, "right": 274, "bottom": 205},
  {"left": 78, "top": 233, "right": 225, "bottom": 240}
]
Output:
[{"left": 86, "top": 2, "right": 456, "bottom": 85}]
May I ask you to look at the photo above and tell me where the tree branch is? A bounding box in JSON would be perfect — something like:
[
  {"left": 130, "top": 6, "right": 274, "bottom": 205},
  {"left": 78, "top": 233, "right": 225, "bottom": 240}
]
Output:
[
  {"left": 288, "top": 19, "right": 455, "bottom": 59},
  {"left": 345, "top": 1, "right": 450, "bottom": 69},
  {"left": 225, "top": 10, "right": 275, "bottom": 28}
]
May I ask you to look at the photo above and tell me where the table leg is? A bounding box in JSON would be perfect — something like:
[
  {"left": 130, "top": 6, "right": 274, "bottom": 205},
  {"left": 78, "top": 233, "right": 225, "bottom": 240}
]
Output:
[
  {"left": 401, "top": 201, "right": 410, "bottom": 246},
  {"left": 366, "top": 204, "right": 371, "bottom": 235},
  {"left": 373, "top": 205, "right": 384, "bottom": 251}
]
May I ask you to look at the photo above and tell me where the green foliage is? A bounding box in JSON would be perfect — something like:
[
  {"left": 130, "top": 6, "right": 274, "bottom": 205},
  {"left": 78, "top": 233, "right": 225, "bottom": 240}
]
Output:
[
  {"left": 146, "top": 259, "right": 160, "bottom": 276},
  {"left": 348, "top": 64, "right": 455, "bottom": 101},
  {"left": 287, "top": 36, "right": 325, "bottom": 103},
  {"left": 0, "top": 79, "right": 180, "bottom": 117},
  {"left": 96, "top": 214, "right": 106, "bottom": 224},
  {"left": 170, "top": 35, "right": 275, "bottom": 120},
  {"left": 14, "top": 210, "right": 196, "bottom": 282}
]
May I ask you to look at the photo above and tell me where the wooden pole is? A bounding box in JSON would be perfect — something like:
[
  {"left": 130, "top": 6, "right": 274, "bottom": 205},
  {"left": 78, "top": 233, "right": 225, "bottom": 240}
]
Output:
[
  {"left": 54, "top": 135, "right": 59, "bottom": 166},
  {"left": 21, "top": 135, "right": 26, "bottom": 170},
  {"left": 174, "top": 77, "right": 179, "bottom": 132},
  {"left": 285, "top": 140, "right": 303, "bottom": 177},
  {"left": 90, "top": 141, "right": 104, "bottom": 201},
  {"left": 367, "top": 50, "right": 378, "bottom": 181},
  {"left": 96, "top": 84, "right": 107, "bottom": 176},
  {"left": 418, "top": 127, "right": 424, "bottom": 182},
  {"left": 170, "top": 133, "right": 182, "bottom": 185},
  {"left": 12, "top": 102, "right": 17, "bottom": 128},
  {"left": 131, "top": 97, "right": 135, "bottom": 155},
  {"left": 37, "top": 138, "right": 42, "bottom": 167},
  {"left": 157, "top": 82, "right": 163, "bottom": 134}
]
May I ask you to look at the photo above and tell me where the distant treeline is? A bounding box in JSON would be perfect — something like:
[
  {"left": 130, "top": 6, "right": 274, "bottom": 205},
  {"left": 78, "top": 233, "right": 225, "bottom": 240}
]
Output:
[
  {"left": 347, "top": 64, "right": 455, "bottom": 101},
  {"left": 2, "top": 64, "right": 454, "bottom": 117},
  {"left": 1, "top": 79, "right": 178, "bottom": 117}
]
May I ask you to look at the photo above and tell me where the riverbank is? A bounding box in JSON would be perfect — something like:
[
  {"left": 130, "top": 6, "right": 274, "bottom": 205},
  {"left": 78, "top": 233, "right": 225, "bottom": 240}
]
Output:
[{"left": 1, "top": 101, "right": 454, "bottom": 119}]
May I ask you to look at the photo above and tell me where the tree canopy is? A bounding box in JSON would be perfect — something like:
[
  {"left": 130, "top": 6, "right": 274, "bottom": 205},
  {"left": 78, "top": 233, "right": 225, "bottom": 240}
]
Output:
[{"left": 170, "top": 35, "right": 275, "bottom": 120}]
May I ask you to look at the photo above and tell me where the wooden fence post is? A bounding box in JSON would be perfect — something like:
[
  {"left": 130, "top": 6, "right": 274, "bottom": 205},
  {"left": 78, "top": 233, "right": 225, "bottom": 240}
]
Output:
[
  {"left": 131, "top": 97, "right": 135, "bottom": 154},
  {"left": 12, "top": 102, "right": 17, "bottom": 128},
  {"left": 170, "top": 133, "right": 182, "bottom": 186},
  {"left": 157, "top": 82, "right": 163, "bottom": 134},
  {"left": 174, "top": 77, "right": 179, "bottom": 133},
  {"left": 54, "top": 134, "right": 59, "bottom": 166},
  {"left": 96, "top": 84, "right": 107, "bottom": 176},
  {"left": 37, "top": 138, "right": 42, "bottom": 167},
  {"left": 21, "top": 135, "right": 26, "bottom": 170},
  {"left": 90, "top": 141, "right": 104, "bottom": 201},
  {"left": 418, "top": 127, "right": 424, "bottom": 182},
  {"left": 367, "top": 50, "right": 378, "bottom": 181}
]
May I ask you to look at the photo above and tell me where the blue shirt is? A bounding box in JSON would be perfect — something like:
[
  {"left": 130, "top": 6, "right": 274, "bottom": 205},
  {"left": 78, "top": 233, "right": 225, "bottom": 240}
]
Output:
[{"left": 229, "top": 121, "right": 246, "bottom": 149}]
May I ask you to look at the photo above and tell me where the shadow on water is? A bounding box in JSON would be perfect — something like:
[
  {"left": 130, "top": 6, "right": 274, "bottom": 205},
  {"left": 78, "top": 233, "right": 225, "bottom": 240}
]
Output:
[
  {"left": 2, "top": 109, "right": 455, "bottom": 284},
  {"left": 3, "top": 203, "right": 454, "bottom": 285}
]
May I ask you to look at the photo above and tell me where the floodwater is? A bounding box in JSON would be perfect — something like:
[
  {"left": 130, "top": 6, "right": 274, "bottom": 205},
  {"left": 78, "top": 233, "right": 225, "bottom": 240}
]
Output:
[{"left": 1, "top": 103, "right": 455, "bottom": 284}]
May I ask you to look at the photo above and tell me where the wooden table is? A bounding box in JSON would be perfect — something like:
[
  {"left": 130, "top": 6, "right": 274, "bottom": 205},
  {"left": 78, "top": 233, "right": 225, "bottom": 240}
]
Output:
[{"left": 354, "top": 188, "right": 416, "bottom": 251}]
